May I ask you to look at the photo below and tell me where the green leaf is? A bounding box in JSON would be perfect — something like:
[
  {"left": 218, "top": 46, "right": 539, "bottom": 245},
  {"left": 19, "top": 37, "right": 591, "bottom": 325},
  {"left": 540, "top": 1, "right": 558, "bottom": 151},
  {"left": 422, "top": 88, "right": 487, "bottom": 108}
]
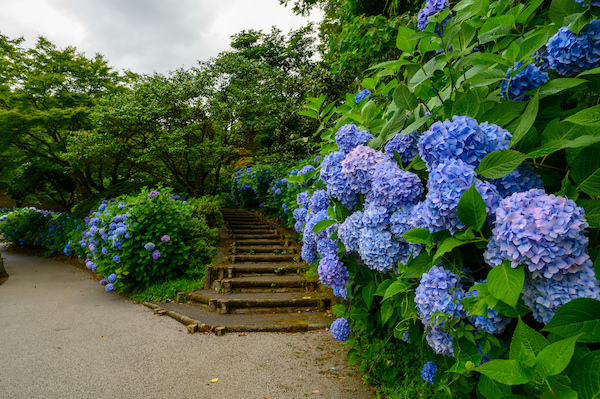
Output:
[
  {"left": 299, "top": 109, "right": 319, "bottom": 118},
  {"left": 572, "top": 351, "right": 600, "bottom": 399},
  {"left": 557, "top": 389, "right": 578, "bottom": 399},
  {"left": 396, "top": 26, "right": 417, "bottom": 53},
  {"left": 312, "top": 219, "right": 337, "bottom": 233},
  {"left": 401, "top": 228, "right": 432, "bottom": 244},
  {"left": 393, "top": 83, "right": 419, "bottom": 112},
  {"left": 477, "top": 359, "right": 535, "bottom": 385},
  {"left": 510, "top": 92, "right": 539, "bottom": 148},
  {"left": 403, "top": 251, "right": 435, "bottom": 279},
  {"left": 565, "top": 104, "right": 600, "bottom": 126},
  {"left": 526, "top": 135, "right": 600, "bottom": 158},
  {"left": 401, "top": 114, "right": 431, "bottom": 136},
  {"left": 478, "top": 374, "right": 512, "bottom": 399},
  {"left": 452, "top": 90, "right": 480, "bottom": 119},
  {"left": 433, "top": 237, "right": 467, "bottom": 264},
  {"left": 481, "top": 101, "right": 526, "bottom": 127},
  {"left": 382, "top": 280, "right": 411, "bottom": 301},
  {"left": 457, "top": 183, "right": 487, "bottom": 231},
  {"left": 476, "top": 150, "right": 528, "bottom": 179},
  {"left": 535, "top": 335, "right": 580, "bottom": 378},
  {"left": 374, "top": 279, "right": 394, "bottom": 296},
  {"left": 510, "top": 318, "right": 550, "bottom": 361},
  {"left": 530, "top": 78, "right": 588, "bottom": 98},
  {"left": 361, "top": 77, "right": 378, "bottom": 91},
  {"left": 331, "top": 304, "right": 346, "bottom": 317},
  {"left": 557, "top": 171, "right": 580, "bottom": 201},
  {"left": 468, "top": 69, "right": 506, "bottom": 88},
  {"left": 569, "top": 9, "right": 594, "bottom": 35},
  {"left": 362, "top": 281, "right": 376, "bottom": 308},
  {"left": 487, "top": 261, "right": 524, "bottom": 308},
  {"left": 550, "top": 0, "right": 584, "bottom": 26},
  {"left": 578, "top": 199, "right": 600, "bottom": 228},
  {"left": 542, "top": 298, "right": 600, "bottom": 343},
  {"left": 570, "top": 145, "right": 600, "bottom": 196}
]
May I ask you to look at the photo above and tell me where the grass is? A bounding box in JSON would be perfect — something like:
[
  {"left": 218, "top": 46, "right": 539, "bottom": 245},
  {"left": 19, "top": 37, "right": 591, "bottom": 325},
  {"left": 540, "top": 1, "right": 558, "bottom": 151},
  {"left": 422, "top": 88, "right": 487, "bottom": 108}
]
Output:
[{"left": 129, "top": 277, "right": 203, "bottom": 303}]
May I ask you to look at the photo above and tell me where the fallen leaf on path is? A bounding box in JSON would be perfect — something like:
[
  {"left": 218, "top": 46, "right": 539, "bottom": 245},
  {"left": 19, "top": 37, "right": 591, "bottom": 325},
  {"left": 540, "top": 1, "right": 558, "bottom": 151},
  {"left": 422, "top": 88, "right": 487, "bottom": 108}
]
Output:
[
  {"left": 238, "top": 333, "right": 247, "bottom": 336},
  {"left": 312, "top": 390, "right": 319, "bottom": 394},
  {"left": 209, "top": 378, "right": 218, "bottom": 383}
]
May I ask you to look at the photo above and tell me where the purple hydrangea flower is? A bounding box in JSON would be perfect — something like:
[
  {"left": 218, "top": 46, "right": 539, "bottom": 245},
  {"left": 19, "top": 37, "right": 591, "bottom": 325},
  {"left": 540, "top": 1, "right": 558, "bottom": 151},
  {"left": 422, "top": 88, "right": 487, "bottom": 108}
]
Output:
[
  {"left": 418, "top": 116, "right": 488, "bottom": 170},
  {"left": 480, "top": 122, "right": 512, "bottom": 154},
  {"left": 319, "top": 151, "right": 359, "bottom": 209},
  {"left": 417, "top": 0, "right": 451, "bottom": 34},
  {"left": 330, "top": 317, "right": 351, "bottom": 342},
  {"left": 303, "top": 210, "right": 329, "bottom": 246},
  {"left": 546, "top": 20, "right": 600, "bottom": 77},
  {"left": 501, "top": 62, "right": 549, "bottom": 101},
  {"left": 384, "top": 131, "right": 419, "bottom": 164},
  {"left": 483, "top": 236, "right": 505, "bottom": 267},
  {"left": 362, "top": 205, "right": 390, "bottom": 230},
  {"left": 318, "top": 253, "right": 350, "bottom": 290},
  {"left": 369, "top": 163, "right": 423, "bottom": 211},
  {"left": 161, "top": 235, "right": 170, "bottom": 243},
  {"left": 335, "top": 124, "right": 374, "bottom": 155},
  {"left": 421, "top": 361, "right": 438, "bottom": 385},
  {"left": 355, "top": 89, "right": 372, "bottom": 104},
  {"left": 98, "top": 203, "right": 107, "bottom": 212},
  {"left": 415, "top": 266, "right": 466, "bottom": 327},
  {"left": 144, "top": 242, "right": 156, "bottom": 251},
  {"left": 492, "top": 189, "right": 589, "bottom": 278},
  {"left": 317, "top": 237, "right": 338, "bottom": 257},
  {"left": 152, "top": 250, "right": 161, "bottom": 260},
  {"left": 297, "top": 192, "right": 309, "bottom": 207},
  {"left": 341, "top": 145, "right": 390, "bottom": 194},
  {"left": 148, "top": 190, "right": 160, "bottom": 199}
]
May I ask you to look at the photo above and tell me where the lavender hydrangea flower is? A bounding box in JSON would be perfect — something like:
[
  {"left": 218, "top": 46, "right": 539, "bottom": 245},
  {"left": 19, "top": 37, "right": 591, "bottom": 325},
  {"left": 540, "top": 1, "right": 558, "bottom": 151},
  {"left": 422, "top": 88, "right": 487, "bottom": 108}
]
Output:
[
  {"left": 338, "top": 211, "right": 364, "bottom": 253},
  {"left": 483, "top": 236, "right": 505, "bottom": 267},
  {"left": 421, "top": 361, "right": 438, "bottom": 385},
  {"left": 319, "top": 151, "right": 359, "bottom": 209},
  {"left": 369, "top": 163, "right": 423, "bottom": 211},
  {"left": 148, "top": 190, "right": 160, "bottom": 199},
  {"left": 161, "top": 235, "right": 170, "bottom": 243},
  {"left": 144, "top": 242, "right": 156, "bottom": 251},
  {"left": 415, "top": 266, "right": 466, "bottom": 326},
  {"left": 417, "top": 0, "right": 451, "bottom": 34},
  {"left": 492, "top": 189, "right": 589, "bottom": 278},
  {"left": 317, "top": 237, "right": 338, "bottom": 257},
  {"left": 491, "top": 164, "right": 544, "bottom": 198},
  {"left": 303, "top": 210, "right": 329, "bottom": 246},
  {"left": 335, "top": 124, "right": 374, "bottom": 155},
  {"left": 341, "top": 145, "right": 390, "bottom": 194},
  {"left": 359, "top": 228, "right": 402, "bottom": 273},
  {"left": 501, "top": 62, "right": 549, "bottom": 101},
  {"left": 384, "top": 131, "right": 419, "bottom": 164},
  {"left": 419, "top": 116, "right": 488, "bottom": 170},
  {"left": 522, "top": 259, "right": 600, "bottom": 323},
  {"left": 330, "top": 318, "right": 351, "bottom": 342},
  {"left": 355, "top": 89, "right": 372, "bottom": 104},
  {"left": 318, "top": 253, "right": 350, "bottom": 290},
  {"left": 546, "top": 20, "right": 600, "bottom": 77},
  {"left": 152, "top": 250, "right": 161, "bottom": 260}
]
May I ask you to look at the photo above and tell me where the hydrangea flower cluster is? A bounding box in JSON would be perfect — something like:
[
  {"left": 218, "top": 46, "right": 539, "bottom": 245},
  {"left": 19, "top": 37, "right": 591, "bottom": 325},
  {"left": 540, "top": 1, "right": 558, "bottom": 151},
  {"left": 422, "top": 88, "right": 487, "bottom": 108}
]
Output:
[
  {"left": 335, "top": 124, "right": 374, "bottom": 155},
  {"left": 341, "top": 145, "right": 389, "bottom": 194},
  {"left": 500, "top": 62, "right": 549, "bottom": 101},
  {"left": 319, "top": 151, "right": 359, "bottom": 209},
  {"left": 369, "top": 163, "right": 423, "bottom": 212},
  {"left": 421, "top": 361, "right": 438, "bottom": 385},
  {"left": 546, "top": 20, "right": 600, "bottom": 77},
  {"left": 384, "top": 131, "right": 419, "bottom": 164},
  {"left": 467, "top": 281, "right": 512, "bottom": 334},
  {"left": 330, "top": 317, "right": 351, "bottom": 342},
  {"left": 417, "top": 0, "right": 451, "bottom": 33},
  {"left": 415, "top": 266, "right": 466, "bottom": 328},
  {"left": 491, "top": 164, "right": 544, "bottom": 198},
  {"left": 355, "top": 89, "right": 371, "bottom": 104}
]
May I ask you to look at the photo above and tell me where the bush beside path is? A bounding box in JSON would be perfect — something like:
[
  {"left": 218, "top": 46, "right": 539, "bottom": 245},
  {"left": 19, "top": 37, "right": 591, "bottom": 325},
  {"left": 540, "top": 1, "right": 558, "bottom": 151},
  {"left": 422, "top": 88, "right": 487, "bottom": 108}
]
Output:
[{"left": 0, "top": 246, "right": 375, "bottom": 399}]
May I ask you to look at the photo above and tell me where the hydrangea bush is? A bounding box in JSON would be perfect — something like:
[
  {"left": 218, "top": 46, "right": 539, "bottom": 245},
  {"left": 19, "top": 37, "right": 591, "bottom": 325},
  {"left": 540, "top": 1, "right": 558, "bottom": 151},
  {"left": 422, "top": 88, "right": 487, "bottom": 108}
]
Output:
[{"left": 296, "top": 0, "right": 600, "bottom": 396}]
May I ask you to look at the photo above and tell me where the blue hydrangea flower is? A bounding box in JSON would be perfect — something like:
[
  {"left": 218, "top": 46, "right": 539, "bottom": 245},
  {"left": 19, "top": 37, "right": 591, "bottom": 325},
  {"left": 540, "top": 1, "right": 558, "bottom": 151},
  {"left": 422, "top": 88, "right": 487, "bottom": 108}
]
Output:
[
  {"left": 492, "top": 189, "right": 589, "bottom": 278},
  {"left": 330, "top": 318, "right": 351, "bottom": 342},
  {"left": 317, "top": 237, "right": 338, "bottom": 257},
  {"left": 491, "top": 164, "right": 544, "bottom": 198},
  {"left": 369, "top": 163, "right": 423, "bottom": 211},
  {"left": 362, "top": 205, "right": 390, "bottom": 230},
  {"left": 318, "top": 253, "right": 350, "bottom": 290},
  {"left": 522, "top": 259, "right": 600, "bottom": 323},
  {"left": 301, "top": 242, "right": 319, "bottom": 265},
  {"left": 483, "top": 236, "right": 505, "bottom": 267},
  {"left": 426, "top": 326, "right": 455, "bottom": 356},
  {"left": 415, "top": 266, "right": 466, "bottom": 327},
  {"left": 501, "top": 62, "right": 549, "bottom": 101},
  {"left": 546, "top": 20, "right": 600, "bottom": 77},
  {"left": 355, "top": 89, "right": 372, "bottom": 104},
  {"left": 335, "top": 124, "right": 374, "bottom": 155},
  {"left": 309, "top": 190, "right": 330, "bottom": 214},
  {"left": 384, "top": 131, "right": 419, "bottom": 164},
  {"left": 320, "top": 151, "right": 359, "bottom": 209},
  {"left": 480, "top": 122, "right": 512, "bottom": 154},
  {"left": 303, "top": 210, "right": 329, "bottom": 246},
  {"left": 359, "top": 228, "right": 402, "bottom": 273},
  {"left": 108, "top": 273, "right": 117, "bottom": 283},
  {"left": 145, "top": 242, "right": 156, "bottom": 251},
  {"left": 417, "top": 0, "right": 451, "bottom": 33},
  {"left": 421, "top": 361, "right": 438, "bottom": 385},
  {"left": 105, "top": 283, "right": 114, "bottom": 293},
  {"left": 297, "top": 192, "right": 309, "bottom": 207},
  {"left": 113, "top": 255, "right": 120, "bottom": 263},
  {"left": 338, "top": 211, "right": 364, "bottom": 253},
  {"left": 341, "top": 145, "right": 390, "bottom": 194},
  {"left": 333, "top": 287, "right": 348, "bottom": 300},
  {"left": 467, "top": 281, "right": 512, "bottom": 334},
  {"left": 419, "top": 116, "right": 488, "bottom": 170}
]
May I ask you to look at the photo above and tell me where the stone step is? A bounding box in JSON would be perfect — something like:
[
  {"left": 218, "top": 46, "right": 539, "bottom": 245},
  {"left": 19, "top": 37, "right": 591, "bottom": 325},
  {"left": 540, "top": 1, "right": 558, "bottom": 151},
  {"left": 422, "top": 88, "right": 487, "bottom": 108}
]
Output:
[
  {"left": 232, "top": 238, "right": 288, "bottom": 246},
  {"left": 232, "top": 233, "right": 280, "bottom": 240},
  {"left": 223, "top": 275, "right": 314, "bottom": 289},
  {"left": 230, "top": 253, "right": 297, "bottom": 263},
  {"left": 228, "top": 263, "right": 306, "bottom": 274},
  {"left": 229, "top": 229, "right": 275, "bottom": 234},
  {"left": 231, "top": 246, "right": 295, "bottom": 254},
  {"left": 223, "top": 217, "right": 262, "bottom": 222}
]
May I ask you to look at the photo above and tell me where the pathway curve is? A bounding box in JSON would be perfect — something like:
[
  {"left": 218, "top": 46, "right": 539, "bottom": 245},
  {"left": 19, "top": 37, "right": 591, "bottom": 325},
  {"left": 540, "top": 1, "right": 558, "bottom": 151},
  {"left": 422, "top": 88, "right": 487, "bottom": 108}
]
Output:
[{"left": 0, "top": 246, "right": 375, "bottom": 399}]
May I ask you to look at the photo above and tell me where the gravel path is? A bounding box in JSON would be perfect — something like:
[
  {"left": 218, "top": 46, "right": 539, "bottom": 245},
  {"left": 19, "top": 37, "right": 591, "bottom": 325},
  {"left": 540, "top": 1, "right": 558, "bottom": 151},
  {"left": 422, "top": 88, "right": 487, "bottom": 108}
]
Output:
[{"left": 0, "top": 247, "right": 375, "bottom": 399}]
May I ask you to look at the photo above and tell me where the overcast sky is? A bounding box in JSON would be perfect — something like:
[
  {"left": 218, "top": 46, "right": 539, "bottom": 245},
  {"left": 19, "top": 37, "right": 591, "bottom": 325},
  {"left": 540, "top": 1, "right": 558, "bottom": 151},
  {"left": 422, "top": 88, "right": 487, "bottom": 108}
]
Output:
[{"left": 0, "top": 0, "right": 323, "bottom": 75}]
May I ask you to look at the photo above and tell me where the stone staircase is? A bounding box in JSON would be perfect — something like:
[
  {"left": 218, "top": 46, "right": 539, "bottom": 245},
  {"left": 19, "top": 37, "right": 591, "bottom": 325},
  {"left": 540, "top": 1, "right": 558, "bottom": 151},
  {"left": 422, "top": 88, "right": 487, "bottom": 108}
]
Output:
[{"left": 152, "top": 208, "right": 332, "bottom": 333}]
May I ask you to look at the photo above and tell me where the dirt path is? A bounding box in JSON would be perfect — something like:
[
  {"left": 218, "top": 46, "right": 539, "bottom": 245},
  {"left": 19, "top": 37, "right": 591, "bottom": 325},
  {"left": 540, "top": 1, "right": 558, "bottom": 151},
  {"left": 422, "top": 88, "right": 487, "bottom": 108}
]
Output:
[{"left": 0, "top": 246, "right": 375, "bottom": 399}]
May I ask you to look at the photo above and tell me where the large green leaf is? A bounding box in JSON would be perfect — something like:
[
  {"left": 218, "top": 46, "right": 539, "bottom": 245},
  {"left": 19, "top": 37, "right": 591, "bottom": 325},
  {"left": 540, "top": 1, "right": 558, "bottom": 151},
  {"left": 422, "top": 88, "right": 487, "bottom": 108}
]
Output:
[
  {"left": 477, "top": 374, "right": 512, "bottom": 399},
  {"left": 569, "top": 145, "right": 600, "bottom": 196},
  {"left": 457, "top": 183, "right": 487, "bottom": 231},
  {"left": 312, "top": 219, "right": 337, "bottom": 233},
  {"left": 393, "top": 83, "right": 419, "bottom": 112},
  {"left": 526, "top": 135, "right": 600, "bottom": 158},
  {"left": 401, "top": 228, "right": 432, "bottom": 244},
  {"left": 530, "top": 78, "right": 588, "bottom": 98},
  {"left": 477, "top": 359, "right": 535, "bottom": 385},
  {"left": 510, "top": 318, "right": 550, "bottom": 360},
  {"left": 382, "top": 279, "right": 412, "bottom": 301},
  {"left": 549, "top": 0, "right": 584, "bottom": 26},
  {"left": 487, "top": 261, "right": 524, "bottom": 308},
  {"left": 433, "top": 236, "right": 469, "bottom": 264},
  {"left": 396, "top": 26, "right": 417, "bottom": 53},
  {"left": 452, "top": 90, "right": 480, "bottom": 119},
  {"left": 468, "top": 69, "right": 506, "bottom": 88},
  {"left": 481, "top": 101, "right": 527, "bottom": 127},
  {"left": 476, "top": 150, "right": 528, "bottom": 179},
  {"left": 578, "top": 199, "right": 600, "bottom": 228},
  {"left": 542, "top": 298, "right": 600, "bottom": 343},
  {"left": 535, "top": 335, "right": 579, "bottom": 378},
  {"left": 565, "top": 104, "right": 600, "bottom": 126},
  {"left": 510, "top": 92, "right": 539, "bottom": 148},
  {"left": 572, "top": 351, "right": 600, "bottom": 399},
  {"left": 403, "top": 251, "right": 434, "bottom": 279}
]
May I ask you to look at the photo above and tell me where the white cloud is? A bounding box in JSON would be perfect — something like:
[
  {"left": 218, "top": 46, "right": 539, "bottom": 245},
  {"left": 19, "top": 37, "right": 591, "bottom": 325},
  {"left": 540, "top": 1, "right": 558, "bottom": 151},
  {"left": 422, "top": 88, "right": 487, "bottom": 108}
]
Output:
[{"left": 0, "top": 0, "right": 322, "bottom": 75}]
